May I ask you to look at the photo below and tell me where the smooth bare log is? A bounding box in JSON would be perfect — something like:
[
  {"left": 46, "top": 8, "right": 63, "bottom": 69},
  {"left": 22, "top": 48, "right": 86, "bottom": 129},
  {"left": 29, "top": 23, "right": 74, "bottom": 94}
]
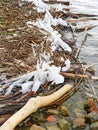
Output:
[{"left": 0, "top": 84, "right": 72, "bottom": 130}]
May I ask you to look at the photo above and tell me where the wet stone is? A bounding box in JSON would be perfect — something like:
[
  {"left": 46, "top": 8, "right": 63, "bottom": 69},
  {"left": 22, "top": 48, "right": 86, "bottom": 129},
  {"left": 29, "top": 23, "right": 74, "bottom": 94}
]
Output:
[
  {"left": 90, "top": 121, "right": 98, "bottom": 130},
  {"left": 46, "top": 124, "right": 61, "bottom": 130},
  {"left": 30, "top": 124, "right": 46, "bottom": 130},
  {"left": 84, "top": 98, "right": 95, "bottom": 112},
  {"left": 85, "top": 99, "right": 95, "bottom": 108},
  {"left": 85, "top": 111, "right": 98, "bottom": 123},
  {"left": 72, "top": 117, "right": 86, "bottom": 130},
  {"left": 44, "top": 121, "right": 57, "bottom": 128},
  {"left": 74, "top": 108, "right": 85, "bottom": 118},
  {"left": 58, "top": 119, "right": 70, "bottom": 130},
  {"left": 46, "top": 115, "right": 57, "bottom": 122},
  {"left": 76, "top": 101, "right": 84, "bottom": 110},
  {"left": 59, "top": 106, "right": 69, "bottom": 116},
  {"left": 47, "top": 109, "right": 59, "bottom": 115},
  {"left": 31, "top": 113, "right": 45, "bottom": 123}
]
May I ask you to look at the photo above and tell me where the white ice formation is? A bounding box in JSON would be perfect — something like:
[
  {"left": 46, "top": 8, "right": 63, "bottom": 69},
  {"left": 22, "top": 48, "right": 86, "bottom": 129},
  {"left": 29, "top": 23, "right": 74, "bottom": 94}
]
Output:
[{"left": 5, "top": 0, "right": 72, "bottom": 94}]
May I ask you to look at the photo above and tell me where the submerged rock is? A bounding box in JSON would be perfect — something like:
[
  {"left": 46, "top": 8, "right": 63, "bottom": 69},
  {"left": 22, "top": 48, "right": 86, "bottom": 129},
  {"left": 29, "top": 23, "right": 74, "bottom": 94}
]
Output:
[
  {"left": 76, "top": 101, "right": 84, "bottom": 110},
  {"left": 30, "top": 112, "right": 45, "bottom": 124},
  {"left": 46, "top": 124, "right": 61, "bottom": 130},
  {"left": 30, "top": 124, "right": 46, "bottom": 130},
  {"left": 90, "top": 121, "right": 98, "bottom": 130},
  {"left": 58, "top": 119, "right": 70, "bottom": 130},
  {"left": 47, "top": 109, "right": 59, "bottom": 115},
  {"left": 84, "top": 99, "right": 95, "bottom": 112},
  {"left": 46, "top": 115, "right": 57, "bottom": 122},
  {"left": 85, "top": 111, "right": 98, "bottom": 123},
  {"left": 72, "top": 117, "right": 86, "bottom": 129},
  {"left": 59, "top": 106, "right": 69, "bottom": 116},
  {"left": 74, "top": 108, "right": 85, "bottom": 118}
]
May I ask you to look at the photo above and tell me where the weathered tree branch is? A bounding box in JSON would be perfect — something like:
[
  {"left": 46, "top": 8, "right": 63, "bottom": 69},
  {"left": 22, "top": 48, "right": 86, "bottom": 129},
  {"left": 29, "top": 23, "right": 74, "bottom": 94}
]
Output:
[{"left": 0, "top": 84, "right": 72, "bottom": 130}]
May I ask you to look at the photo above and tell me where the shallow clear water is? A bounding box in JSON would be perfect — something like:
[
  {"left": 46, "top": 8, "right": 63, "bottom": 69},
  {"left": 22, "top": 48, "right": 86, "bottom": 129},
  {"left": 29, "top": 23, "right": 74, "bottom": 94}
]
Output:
[
  {"left": 70, "top": 0, "right": 98, "bottom": 15},
  {"left": 70, "top": 0, "right": 98, "bottom": 75}
]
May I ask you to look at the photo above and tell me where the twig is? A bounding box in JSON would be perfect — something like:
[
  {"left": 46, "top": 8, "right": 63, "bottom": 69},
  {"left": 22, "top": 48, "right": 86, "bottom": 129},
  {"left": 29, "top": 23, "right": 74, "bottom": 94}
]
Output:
[
  {"left": 84, "top": 64, "right": 95, "bottom": 73},
  {"left": 51, "top": 78, "right": 82, "bottom": 105},
  {"left": 75, "top": 24, "right": 97, "bottom": 32},
  {"left": 75, "top": 27, "right": 88, "bottom": 58},
  {"left": 67, "top": 17, "right": 98, "bottom": 23},
  {"left": 61, "top": 72, "right": 98, "bottom": 80},
  {"left": 43, "top": 0, "right": 70, "bottom": 5},
  {"left": 76, "top": 13, "right": 98, "bottom": 17},
  {"left": 66, "top": 12, "right": 79, "bottom": 19},
  {"left": 87, "top": 79, "right": 98, "bottom": 104}
]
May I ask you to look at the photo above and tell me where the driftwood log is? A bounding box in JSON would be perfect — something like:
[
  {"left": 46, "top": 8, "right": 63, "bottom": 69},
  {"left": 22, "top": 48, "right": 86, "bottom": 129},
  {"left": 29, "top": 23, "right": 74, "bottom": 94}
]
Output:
[{"left": 0, "top": 84, "right": 72, "bottom": 130}]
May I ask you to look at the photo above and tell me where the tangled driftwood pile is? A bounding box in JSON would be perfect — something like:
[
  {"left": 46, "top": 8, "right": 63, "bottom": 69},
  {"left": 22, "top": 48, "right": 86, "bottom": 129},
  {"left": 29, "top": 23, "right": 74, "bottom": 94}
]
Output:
[{"left": 0, "top": 0, "right": 98, "bottom": 130}]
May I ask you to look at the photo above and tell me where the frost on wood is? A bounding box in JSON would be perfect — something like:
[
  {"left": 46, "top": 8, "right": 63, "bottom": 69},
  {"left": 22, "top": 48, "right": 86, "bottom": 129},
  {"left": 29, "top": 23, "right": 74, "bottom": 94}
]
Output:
[
  {"left": 26, "top": 0, "right": 71, "bottom": 52},
  {"left": 27, "top": 11, "right": 71, "bottom": 52},
  {"left": 2, "top": 0, "right": 72, "bottom": 95},
  {"left": 5, "top": 60, "right": 66, "bottom": 94},
  {"left": 23, "top": 0, "right": 68, "bottom": 13}
]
